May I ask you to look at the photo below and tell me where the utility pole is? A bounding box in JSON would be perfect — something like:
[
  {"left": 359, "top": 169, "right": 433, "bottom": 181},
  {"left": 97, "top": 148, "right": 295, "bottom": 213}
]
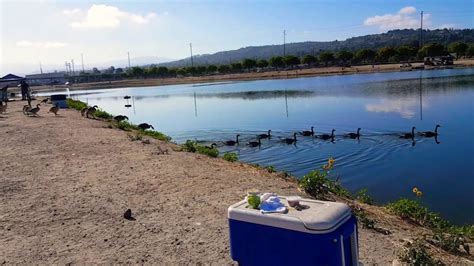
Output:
[
  {"left": 127, "top": 52, "right": 131, "bottom": 68},
  {"left": 81, "top": 53, "right": 85, "bottom": 73},
  {"left": 190, "top": 43, "right": 194, "bottom": 67},
  {"left": 420, "top": 11, "right": 424, "bottom": 49},
  {"left": 39, "top": 61, "right": 43, "bottom": 74},
  {"left": 283, "top": 30, "right": 286, "bottom": 57},
  {"left": 71, "top": 59, "right": 75, "bottom": 75}
]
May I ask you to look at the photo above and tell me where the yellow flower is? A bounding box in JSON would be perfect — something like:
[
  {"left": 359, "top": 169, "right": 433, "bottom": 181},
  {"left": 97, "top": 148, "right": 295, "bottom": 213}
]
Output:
[
  {"left": 412, "top": 187, "right": 419, "bottom": 193},
  {"left": 416, "top": 191, "right": 423, "bottom": 197}
]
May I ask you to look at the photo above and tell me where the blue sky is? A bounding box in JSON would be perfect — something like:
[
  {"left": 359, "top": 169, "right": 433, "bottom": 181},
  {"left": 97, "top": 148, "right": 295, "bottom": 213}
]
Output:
[{"left": 0, "top": 0, "right": 472, "bottom": 75}]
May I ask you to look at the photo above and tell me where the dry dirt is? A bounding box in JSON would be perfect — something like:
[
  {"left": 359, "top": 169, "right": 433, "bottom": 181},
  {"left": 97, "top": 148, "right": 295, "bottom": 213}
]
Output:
[{"left": 0, "top": 99, "right": 471, "bottom": 264}]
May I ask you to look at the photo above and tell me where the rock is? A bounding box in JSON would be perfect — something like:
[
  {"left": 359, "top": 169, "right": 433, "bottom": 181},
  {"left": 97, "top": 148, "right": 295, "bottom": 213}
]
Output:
[{"left": 123, "top": 209, "right": 135, "bottom": 221}]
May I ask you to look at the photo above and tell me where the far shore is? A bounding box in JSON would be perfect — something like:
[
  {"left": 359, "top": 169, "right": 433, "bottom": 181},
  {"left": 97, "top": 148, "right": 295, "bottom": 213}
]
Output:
[{"left": 22, "top": 59, "right": 474, "bottom": 93}]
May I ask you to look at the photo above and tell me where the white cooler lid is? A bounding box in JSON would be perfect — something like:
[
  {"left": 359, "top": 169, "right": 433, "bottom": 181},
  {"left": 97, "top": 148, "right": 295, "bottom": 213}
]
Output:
[{"left": 228, "top": 196, "right": 352, "bottom": 234}]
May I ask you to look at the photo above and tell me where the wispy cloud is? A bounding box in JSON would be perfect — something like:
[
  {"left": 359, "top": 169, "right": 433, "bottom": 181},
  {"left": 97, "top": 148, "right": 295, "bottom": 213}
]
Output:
[
  {"left": 366, "top": 98, "right": 429, "bottom": 119},
  {"left": 65, "top": 4, "right": 156, "bottom": 29},
  {"left": 364, "top": 6, "right": 431, "bottom": 30},
  {"left": 16, "top": 41, "right": 69, "bottom": 48}
]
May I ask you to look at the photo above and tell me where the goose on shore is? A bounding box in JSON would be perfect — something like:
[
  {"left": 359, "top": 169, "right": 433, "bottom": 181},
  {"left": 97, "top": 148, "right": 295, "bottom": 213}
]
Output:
[
  {"left": 248, "top": 137, "right": 261, "bottom": 147},
  {"left": 29, "top": 104, "right": 41, "bottom": 116},
  {"left": 224, "top": 134, "right": 240, "bottom": 146},
  {"left": 400, "top": 127, "right": 416, "bottom": 139},
  {"left": 114, "top": 115, "right": 129, "bottom": 122},
  {"left": 23, "top": 105, "right": 32, "bottom": 115},
  {"left": 80, "top": 106, "right": 88, "bottom": 117},
  {"left": 345, "top": 128, "right": 361, "bottom": 139},
  {"left": 0, "top": 102, "right": 6, "bottom": 114},
  {"left": 85, "top": 105, "right": 98, "bottom": 118},
  {"left": 257, "top": 130, "right": 272, "bottom": 139},
  {"left": 300, "top": 126, "right": 314, "bottom": 136},
  {"left": 49, "top": 104, "right": 59, "bottom": 116},
  {"left": 420, "top": 125, "right": 441, "bottom": 137},
  {"left": 40, "top": 98, "right": 49, "bottom": 105},
  {"left": 319, "top": 129, "right": 335, "bottom": 140},
  {"left": 282, "top": 133, "right": 297, "bottom": 144},
  {"left": 138, "top": 123, "right": 154, "bottom": 130}
]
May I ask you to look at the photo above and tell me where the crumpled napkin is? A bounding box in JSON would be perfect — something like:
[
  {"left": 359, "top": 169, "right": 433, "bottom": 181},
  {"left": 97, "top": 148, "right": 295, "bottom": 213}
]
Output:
[{"left": 259, "top": 193, "right": 287, "bottom": 214}]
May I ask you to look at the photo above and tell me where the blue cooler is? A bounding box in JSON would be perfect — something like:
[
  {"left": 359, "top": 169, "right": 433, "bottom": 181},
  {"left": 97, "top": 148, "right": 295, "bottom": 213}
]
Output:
[
  {"left": 228, "top": 196, "right": 358, "bottom": 266},
  {"left": 50, "top": 94, "right": 68, "bottom": 108}
]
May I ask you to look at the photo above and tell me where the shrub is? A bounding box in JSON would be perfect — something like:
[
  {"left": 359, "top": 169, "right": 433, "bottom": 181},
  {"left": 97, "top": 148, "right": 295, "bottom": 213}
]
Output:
[
  {"left": 399, "top": 239, "right": 441, "bottom": 265},
  {"left": 265, "top": 165, "right": 276, "bottom": 173},
  {"left": 386, "top": 199, "right": 448, "bottom": 229},
  {"left": 299, "top": 170, "right": 329, "bottom": 199},
  {"left": 223, "top": 152, "right": 239, "bottom": 162},
  {"left": 356, "top": 189, "right": 374, "bottom": 204},
  {"left": 94, "top": 109, "right": 113, "bottom": 119},
  {"left": 182, "top": 140, "right": 219, "bottom": 158},
  {"left": 117, "top": 121, "right": 140, "bottom": 131},
  {"left": 66, "top": 98, "right": 87, "bottom": 111}
]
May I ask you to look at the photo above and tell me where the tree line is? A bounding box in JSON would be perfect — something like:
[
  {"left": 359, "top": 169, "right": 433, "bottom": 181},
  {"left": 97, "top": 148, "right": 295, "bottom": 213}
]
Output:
[{"left": 74, "top": 42, "right": 474, "bottom": 81}]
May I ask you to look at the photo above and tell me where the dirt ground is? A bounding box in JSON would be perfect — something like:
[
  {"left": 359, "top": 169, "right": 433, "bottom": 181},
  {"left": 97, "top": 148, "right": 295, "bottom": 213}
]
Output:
[
  {"left": 0, "top": 99, "right": 471, "bottom": 264},
  {"left": 24, "top": 59, "right": 474, "bottom": 93}
]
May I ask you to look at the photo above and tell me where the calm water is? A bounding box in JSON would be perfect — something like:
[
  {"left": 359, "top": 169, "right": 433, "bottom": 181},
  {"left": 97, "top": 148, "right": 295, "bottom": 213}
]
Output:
[{"left": 51, "top": 69, "right": 474, "bottom": 224}]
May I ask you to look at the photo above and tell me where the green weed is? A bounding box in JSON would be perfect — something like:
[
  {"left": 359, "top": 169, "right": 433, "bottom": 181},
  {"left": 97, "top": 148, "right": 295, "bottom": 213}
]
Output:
[
  {"left": 66, "top": 98, "right": 87, "bottom": 111},
  {"left": 94, "top": 109, "right": 113, "bottom": 119},
  {"left": 223, "top": 152, "right": 239, "bottom": 162},
  {"left": 182, "top": 140, "right": 219, "bottom": 158},
  {"left": 356, "top": 188, "right": 374, "bottom": 204},
  {"left": 399, "top": 239, "right": 442, "bottom": 265}
]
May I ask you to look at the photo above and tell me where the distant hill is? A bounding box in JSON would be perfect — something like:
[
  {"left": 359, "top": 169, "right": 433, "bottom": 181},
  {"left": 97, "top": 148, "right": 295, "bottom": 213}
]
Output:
[{"left": 161, "top": 29, "right": 474, "bottom": 68}]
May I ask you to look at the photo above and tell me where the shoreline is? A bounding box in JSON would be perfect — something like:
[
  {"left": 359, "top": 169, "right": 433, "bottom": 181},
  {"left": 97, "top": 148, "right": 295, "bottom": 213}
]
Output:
[
  {"left": 26, "top": 59, "right": 474, "bottom": 93},
  {"left": 1, "top": 99, "right": 472, "bottom": 264}
]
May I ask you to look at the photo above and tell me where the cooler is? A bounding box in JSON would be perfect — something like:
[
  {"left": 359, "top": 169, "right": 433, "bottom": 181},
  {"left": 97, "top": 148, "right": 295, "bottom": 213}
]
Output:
[
  {"left": 228, "top": 196, "right": 358, "bottom": 266},
  {"left": 51, "top": 94, "right": 68, "bottom": 108}
]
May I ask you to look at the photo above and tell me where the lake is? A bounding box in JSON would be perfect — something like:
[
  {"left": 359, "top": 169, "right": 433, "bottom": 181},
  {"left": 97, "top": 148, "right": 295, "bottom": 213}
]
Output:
[{"left": 52, "top": 68, "right": 474, "bottom": 224}]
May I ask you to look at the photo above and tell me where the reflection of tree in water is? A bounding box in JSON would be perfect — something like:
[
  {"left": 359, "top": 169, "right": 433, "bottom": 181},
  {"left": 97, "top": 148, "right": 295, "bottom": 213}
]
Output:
[{"left": 196, "top": 90, "right": 314, "bottom": 100}]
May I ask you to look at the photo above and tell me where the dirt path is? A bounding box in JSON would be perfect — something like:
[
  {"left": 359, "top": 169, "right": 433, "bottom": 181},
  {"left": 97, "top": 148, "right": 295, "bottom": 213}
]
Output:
[{"left": 0, "top": 100, "right": 470, "bottom": 264}]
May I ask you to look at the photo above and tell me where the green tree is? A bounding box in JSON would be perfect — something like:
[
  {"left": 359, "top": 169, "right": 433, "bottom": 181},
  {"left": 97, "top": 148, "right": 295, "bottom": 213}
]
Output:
[
  {"left": 355, "top": 49, "right": 377, "bottom": 64},
  {"left": 196, "top": 66, "right": 207, "bottom": 74},
  {"left": 283, "top": 55, "right": 300, "bottom": 67},
  {"left": 397, "top": 45, "right": 418, "bottom": 61},
  {"left": 418, "top": 43, "right": 446, "bottom": 57},
  {"left": 242, "top": 58, "right": 257, "bottom": 70},
  {"left": 257, "top": 59, "right": 269, "bottom": 68},
  {"left": 448, "top": 42, "right": 468, "bottom": 58},
  {"left": 186, "top": 66, "right": 197, "bottom": 75},
  {"left": 218, "top": 65, "right": 231, "bottom": 73},
  {"left": 115, "top": 68, "right": 123, "bottom": 74},
  {"left": 168, "top": 68, "right": 177, "bottom": 77},
  {"left": 336, "top": 50, "right": 354, "bottom": 64},
  {"left": 176, "top": 68, "right": 187, "bottom": 76},
  {"left": 128, "top": 67, "right": 144, "bottom": 77},
  {"left": 377, "top": 47, "right": 398, "bottom": 62},
  {"left": 302, "top": 55, "right": 317, "bottom": 66},
  {"left": 157, "top": 66, "right": 168, "bottom": 76},
  {"left": 230, "top": 62, "right": 243, "bottom": 72},
  {"left": 467, "top": 44, "right": 474, "bottom": 57},
  {"left": 207, "top": 65, "right": 218, "bottom": 72},
  {"left": 269, "top": 56, "right": 285, "bottom": 68},
  {"left": 319, "top": 52, "right": 335, "bottom": 66}
]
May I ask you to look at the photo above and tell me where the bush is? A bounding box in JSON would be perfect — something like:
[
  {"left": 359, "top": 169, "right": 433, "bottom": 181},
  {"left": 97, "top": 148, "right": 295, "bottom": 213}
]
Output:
[
  {"left": 182, "top": 140, "right": 219, "bottom": 158},
  {"left": 299, "top": 170, "right": 329, "bottom": 199},
  {"left": 94, "top": 108, "right": 113, "bottom": 119},
  {"left": 356, "top": 189, "right": 374, "bottom": 204},
  {"left": 399, "top": 239, "right": 441, "bottom": 265},
  {"left": 386, "top": 199, "right": 448, "bottom": 229},
  {"left": 223, "top": 152, "right": 239, "bottom": 162},
  {"left": 117, "top": 121, "right": 140, "bottom": 131},
  {"left": 66, "top": 98, "right": 87, "bottom": 111}
]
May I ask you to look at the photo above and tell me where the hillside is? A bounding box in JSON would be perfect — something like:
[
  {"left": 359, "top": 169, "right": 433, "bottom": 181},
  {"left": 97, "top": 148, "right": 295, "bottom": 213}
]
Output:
[{"left": 161, "top": 29, "right": 473, "bottom": 67}]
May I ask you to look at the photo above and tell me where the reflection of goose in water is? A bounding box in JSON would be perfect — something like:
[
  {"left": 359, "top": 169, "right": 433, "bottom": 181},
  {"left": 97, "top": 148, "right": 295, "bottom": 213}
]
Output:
[
  {"left": 400, "top": 127, "right": 416, "bottom": 139},
  {"left": 300, "top": 126, "right": 314, "bottom": 136},
  {"left": 319, "top": 129, "right": 335, "bottom": 140},
  {"left": 420, "top": 125, "right": 441, "bottom": 137},
  {"left": 258, "top": 130, "right": 271, "bottom": 139},
  {"left": 248, "top": 137, "right": 261, "bottom": 147},
  {"left": 124, "top": 95, "right": 131, "bottom": 99},
  {"left": 345, "top": 128, "right": 361, "bottom": 139},
  {"left": 281, "top": 133, "right": 297, "bottom": 144},
  {"left": 224, "top": 134, "right": 240, "bottom": 146}
]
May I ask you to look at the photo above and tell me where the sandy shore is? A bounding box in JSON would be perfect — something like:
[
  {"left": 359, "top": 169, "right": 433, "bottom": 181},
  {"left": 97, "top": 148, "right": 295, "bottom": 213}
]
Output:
[
  {"left": 26, "top": 59, "right": 474, "bottom": 93},
  {"left": 0, "top": 99, "right": 471, "bottom": 264}
]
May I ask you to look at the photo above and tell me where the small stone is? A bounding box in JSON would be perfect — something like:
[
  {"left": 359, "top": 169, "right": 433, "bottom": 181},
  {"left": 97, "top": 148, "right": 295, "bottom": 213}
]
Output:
[
  {"left": 123, "top": 209, "right": 135, "bottom": 221},
  {"left": 104, "top": 239, "right": 108, "bottom": 242}
]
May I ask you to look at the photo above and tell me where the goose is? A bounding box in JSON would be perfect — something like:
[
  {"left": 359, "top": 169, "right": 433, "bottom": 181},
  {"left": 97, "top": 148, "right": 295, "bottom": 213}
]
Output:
[
  {"left": 23, "top": 105, "right": 32, "bottom": 115},
  {"left": 114, "top": 115, "right": 129, "bottom": 122},
  {"left": 85, "top": 105, "right": 98, "bottom": 118},
  {"left": 0, "top": 102, "right": 6, "bottom": 114},
  {"left": 224, "top": 134, "right": 240, "bottom": 146},
  {"left": 48, "top": 104, "right": 59, "bottom": 116},
  {"left": 204, "top": 143, "right": 218, "bottom": 149},
  {"left": 258, "top": 130, "right": 271, "bottom": 139},
  {"left": 248, "top": 137, "right": 261, "bottom": 147},
  {"left": 345, "top": 128, "right": 361, "bottom": 139},
  {"left": 300, "top": 126, "right": 314, "bottom": 136},
  {"left": 124, "top": 95, "right": 131, "bottom": 99},
  {"left": 282, "top": 133, "right": 297, "bottom": 144},
  {"left": 400, "top": 127, "right": 416, "bottom": 139},
  {"left": 40, "top": 98, "right": 49, "bottom": 105},
  {"left": 80, "top": 106, "right": 88, "bottom": 117},
  {"left": 420, "top": 125, "right": 441, "bottom": 137},
  {"left": 138, "top": 123, "right": 154, "bottom": 130},
  {"left": 319, "top": 129, "right": 335, "bottom": 140},
  {"left": 29, "top": 104, "right": 41, "bottom": 116}
]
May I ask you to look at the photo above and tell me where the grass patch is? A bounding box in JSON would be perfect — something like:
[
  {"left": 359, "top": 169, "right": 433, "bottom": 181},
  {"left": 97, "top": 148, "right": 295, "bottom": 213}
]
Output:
[
  {"left": 265, "top": 165, "right": 277, "bottom": 173},
  {"left": 141, "top": 130, "right": 171, "bottom": 141},
  {"left": 222, "top": 152, "right": 239, "bottom": 162},
  {"left": 94, "top": 108, "right": 113, "bottom": 120},
  {"left": 356, "top": 188, "right": 374, "bottom": 205},
  {"left": 66, "top": 98, "right": 87, "bottom": 111},
  {"left": 182, "top": 140, "right": 219, "bottom": 158},
  {"left": 386, "top": 199, "right": 449, "bottom": 229},
  {"left": 117, "top": 121, "right": 140, "bottom": 131}
]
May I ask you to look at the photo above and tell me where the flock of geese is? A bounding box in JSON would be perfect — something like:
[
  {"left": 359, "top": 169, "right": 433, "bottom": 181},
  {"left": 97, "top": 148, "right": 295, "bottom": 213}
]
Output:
[
  {"left": 20, "top": 97, "right": 59, "bottom": 116},
  {"left": 212, "top": 125, "right": 441, "bottom": 148}
]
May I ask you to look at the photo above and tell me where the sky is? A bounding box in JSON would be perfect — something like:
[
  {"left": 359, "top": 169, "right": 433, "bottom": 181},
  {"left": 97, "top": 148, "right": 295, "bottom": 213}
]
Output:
[{"left": 0, "top": 0, "right": 473, "bottom": 76}]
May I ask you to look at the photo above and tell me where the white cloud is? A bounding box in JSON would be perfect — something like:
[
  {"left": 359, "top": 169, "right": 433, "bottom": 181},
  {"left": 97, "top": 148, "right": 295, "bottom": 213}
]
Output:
[
  {"left": 366, "top": 98, "right": 429, "bottom": 119},
  {"left": 364, "top": 6, "right": 431, "bottom": 30},
  {"left": 67, "top": 4, "right": 156, "bottom": 29},
  {"left": 62, "top": 8, "right": 82, "bottom": 16},
  {"left": 16, "top": 41, "right": 69, "bottom": 48}
]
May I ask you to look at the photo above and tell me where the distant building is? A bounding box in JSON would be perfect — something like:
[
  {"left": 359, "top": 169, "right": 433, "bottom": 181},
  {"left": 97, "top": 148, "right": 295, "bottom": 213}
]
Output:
[
  {"left": 25, "top": 72, "right": 68, "bottom": 86},
  {"left": 0, "top": 73, "right": 24, "bottom": 86}
]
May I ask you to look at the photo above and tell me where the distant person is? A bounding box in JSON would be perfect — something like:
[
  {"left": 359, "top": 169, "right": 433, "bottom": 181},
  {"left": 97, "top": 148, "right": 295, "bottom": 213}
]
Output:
[
  {"left": 1, "top": 85, "right": 8, "bottom": 103},
  {"left": 20, "top": 80, "right": 28, "bottom": 101}
]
